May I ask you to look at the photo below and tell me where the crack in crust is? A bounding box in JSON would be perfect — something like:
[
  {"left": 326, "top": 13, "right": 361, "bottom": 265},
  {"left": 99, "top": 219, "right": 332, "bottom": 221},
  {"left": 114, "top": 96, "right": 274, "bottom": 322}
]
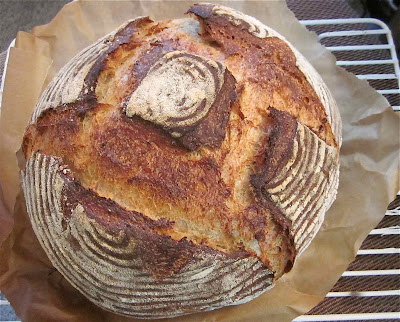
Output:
[
  {"left": 23, "top": 102, "right": 296, "bottom": 275},
  {"left": 59, "top": 164, "right": 250, "bottom": 280}
]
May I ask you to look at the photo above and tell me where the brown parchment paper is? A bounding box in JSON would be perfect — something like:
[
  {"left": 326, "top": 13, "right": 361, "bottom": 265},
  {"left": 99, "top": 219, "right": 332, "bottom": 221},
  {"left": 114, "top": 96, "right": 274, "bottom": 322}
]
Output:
[{"left": 0, "top": 1, "right": 399, "bottom": 321}]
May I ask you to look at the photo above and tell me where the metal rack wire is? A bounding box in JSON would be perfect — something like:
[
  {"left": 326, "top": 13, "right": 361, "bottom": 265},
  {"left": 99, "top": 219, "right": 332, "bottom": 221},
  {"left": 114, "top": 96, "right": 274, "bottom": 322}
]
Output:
[
  {"left": 0, "top": 17, "right": 399, "bottom": 322},
  {"left": 294, "top": 18, "right": 400, "bottom": 322},
  {"left": 302, "top": 18, "right": 399, "bottom": 111}
]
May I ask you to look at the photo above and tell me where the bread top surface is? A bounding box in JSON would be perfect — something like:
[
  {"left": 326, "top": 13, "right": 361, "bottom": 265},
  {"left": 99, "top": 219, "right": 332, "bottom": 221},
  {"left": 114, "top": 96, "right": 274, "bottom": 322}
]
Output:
[{"left": 23, "top": 4, "right": 340, "bottom": 281}]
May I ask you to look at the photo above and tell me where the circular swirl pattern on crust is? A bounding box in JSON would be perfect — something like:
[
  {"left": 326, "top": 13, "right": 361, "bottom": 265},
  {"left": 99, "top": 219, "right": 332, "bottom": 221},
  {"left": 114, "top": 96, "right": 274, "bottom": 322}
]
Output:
[{"left": 126, "top": 51, "right": 226, "bottom": 137}]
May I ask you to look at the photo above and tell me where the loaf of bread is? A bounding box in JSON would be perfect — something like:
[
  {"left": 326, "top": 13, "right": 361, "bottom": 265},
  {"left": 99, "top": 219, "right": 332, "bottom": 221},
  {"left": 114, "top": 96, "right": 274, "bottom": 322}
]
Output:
[{"left": 21, "top": 3, "right": 341, "bottom": 318}]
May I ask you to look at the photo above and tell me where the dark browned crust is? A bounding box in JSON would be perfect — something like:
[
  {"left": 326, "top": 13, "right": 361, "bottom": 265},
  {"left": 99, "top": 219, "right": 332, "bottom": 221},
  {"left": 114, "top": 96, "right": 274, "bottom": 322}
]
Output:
[
  {"left": 188, "top": 3, "right": 268, "bottom": 37},
  {"left": 187, "top": 3, "right": 214, "bottom": 18},
  {"left": 79, "top": 17, "right": 154, "bottom": 102},
  {"left": 188, "top": 3, "right": 336, "bottom": 147},
  {"left": 178, "top": 67, "right": 237, "bottom": 150},
  {"left": 22, "top": 103, "right": 83, "bottom": 160},
  {"left": 93, "top": 113, "right": 233, "bottom": 209},
  {"left": 59, "top": 166, "right": 253, "bottom": 280},
  {"left": 131, "top": 42, "right": 174, "bottom": 87},
  {"left": 250, "top": 108, "right": 297, "bottom": 235},
  {"left": 251, "top": 107, "right": 298, "bottom": 187}
]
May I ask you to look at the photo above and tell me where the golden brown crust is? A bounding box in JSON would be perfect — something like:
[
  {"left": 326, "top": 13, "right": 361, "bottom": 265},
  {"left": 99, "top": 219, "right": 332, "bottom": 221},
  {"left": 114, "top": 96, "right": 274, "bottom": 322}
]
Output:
[
  {"left": 250, "top": 108, "right": 298, "bottom": 230},
  {"left": 81, "top": 17, "right": 156, "bottom": 102},
  {"left": 22, "top": 152, "right": 275, "bottom": 318},
  {"left": 188, "top": 3, "right": 337, "bottom": 147},
  {"left": 21, "top": 4, "right": 340, "bottom": 318},
  {"left": 23, "top": 101, "right": 296, "bottom": 277},
  {"left": 59, "top": 169, "right": 255, "bottom": 280}
]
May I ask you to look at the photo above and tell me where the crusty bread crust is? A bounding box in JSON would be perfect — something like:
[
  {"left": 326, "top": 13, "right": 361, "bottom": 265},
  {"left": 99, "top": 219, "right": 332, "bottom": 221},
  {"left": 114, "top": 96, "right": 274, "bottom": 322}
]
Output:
[
  {"left": 22, "top": 3, "right": 340, "bottom": 319},
  {"left": 22, "top": 152, "right": 274, "bottom": 318}
]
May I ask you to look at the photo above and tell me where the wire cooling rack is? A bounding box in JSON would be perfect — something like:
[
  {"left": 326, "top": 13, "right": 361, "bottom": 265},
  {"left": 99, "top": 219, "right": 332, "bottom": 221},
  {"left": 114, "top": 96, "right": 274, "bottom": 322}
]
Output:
[
  {"left": 294, "top": 18, "right": 400, "bottom": 322},
  {"left": 0, "top": 18, "right": 399, "bottom": 322}
]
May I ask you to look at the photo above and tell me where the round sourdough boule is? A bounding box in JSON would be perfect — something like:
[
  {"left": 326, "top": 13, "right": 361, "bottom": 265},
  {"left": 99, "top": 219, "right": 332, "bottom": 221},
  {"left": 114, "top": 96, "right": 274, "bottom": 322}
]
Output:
[{"left": 21, "top": 3, "right": 341, "bottom": 319}]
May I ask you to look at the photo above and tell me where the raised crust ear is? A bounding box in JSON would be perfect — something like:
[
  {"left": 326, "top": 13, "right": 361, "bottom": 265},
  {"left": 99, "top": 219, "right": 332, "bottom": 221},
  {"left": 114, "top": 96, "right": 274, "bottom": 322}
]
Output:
[
  {"left": 250, "top": 108, "right": 339, "bottom": 254},
  {"left": 22, "top": 152, "right": 274, "bottom": 318},
  {"left": 264, "top": 122, "right": 339, "bottom": 254}
]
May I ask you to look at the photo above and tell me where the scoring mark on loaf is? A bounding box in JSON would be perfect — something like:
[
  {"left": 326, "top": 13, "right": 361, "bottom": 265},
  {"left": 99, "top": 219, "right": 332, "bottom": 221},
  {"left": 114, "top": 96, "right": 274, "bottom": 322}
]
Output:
[
  {"left": 21, "top": 152, "right": 274, "bottom": 318},
  {"left": 125, "top": 50, "right": 237, "bottom": 150},
  {"left": 288, "top": 47, "right": 342, "bottom": 147}
]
